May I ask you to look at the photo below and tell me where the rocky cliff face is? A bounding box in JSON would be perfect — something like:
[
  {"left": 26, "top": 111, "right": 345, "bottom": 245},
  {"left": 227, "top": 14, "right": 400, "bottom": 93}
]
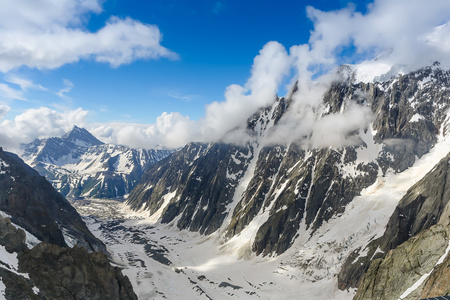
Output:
[
  {"left": 353, "top": 224, "right": 449, "bottom": 300},
  {"left": 126, "top": 64, "right": 450, "bottom": 260},
  {"left": 21, "top": 126, "right": 172, "bottom": 199},
  {"left": 128, "top": 142, "right": 255, "bottom": 235},
  {"left": 339, "top": 150, "right": 450, "bottom": 298},
  {"left": 0, "top": 214, "right": 137, "bottom": 300},
  {"left": 0, "top": 147, "right": 104, "bottom": 252},
  {"left": 0, "top": 147, "right": 137, "bottom": 299},
  {"left": 18, "top": 243, "right": 137, "bottom": 300}
]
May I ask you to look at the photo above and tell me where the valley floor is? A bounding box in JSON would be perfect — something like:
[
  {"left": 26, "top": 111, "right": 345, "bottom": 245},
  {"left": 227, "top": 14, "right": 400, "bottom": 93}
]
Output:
[{"left": 73, "top": 199, "right": 357, "bottom": 300}]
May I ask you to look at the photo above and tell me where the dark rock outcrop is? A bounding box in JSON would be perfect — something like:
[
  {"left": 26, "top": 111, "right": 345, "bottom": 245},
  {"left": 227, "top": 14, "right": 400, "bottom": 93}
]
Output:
[
  {"left": 0, "top": 216, "right": 27, "bottom": 253},
  {"left": 0, "top": 150, "right": 137, "bottom": 299},
  {"left": 353, "top": 225, "right": 449, "bottom": 300},
  {"left": 19, "top": 243, "right": 137, "bottom": 300},
  {"left": 419, "top": 250, "right": 450, "bottom": 299},
  {"left": 0, "top": 214, "right": 137, "bottom": 300},
  {"left": 127, "top": 142, "right": 253, "bottom": 235},
  {"left": 0, "top": 148, "right": 104, "bottom": 252}
]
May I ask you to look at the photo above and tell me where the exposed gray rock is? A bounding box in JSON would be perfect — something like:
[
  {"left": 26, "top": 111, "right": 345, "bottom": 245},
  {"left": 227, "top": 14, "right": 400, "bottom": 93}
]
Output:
[
  {"left": 418, "top": 248, "right": 450, "bottom": 298},
  {"left": 19, "top": 243, "right": 137, "bottom": 300},
  {"left": 0, "top": 214, "right": 137, "bottom": 300},
  {"left": 21, "top": 126, "right": 103, "bottom": 164},
  {"left": 0, "top": 268, "right": 40, "bottom": 300},
  {"left": 128, "top": 142, "right": 253, "bottom": 234},
  {"left": 353, "top": 225, "right": 449, "bottom": 300},
  {"left": 0, "top": 147, "right": 105, "bottom": 252},
  {"left": 0, "top": 154, "right": 137, "bottom": 300},
  {"left": 0, "top": 216, "right": 27, "bottom": 253}
]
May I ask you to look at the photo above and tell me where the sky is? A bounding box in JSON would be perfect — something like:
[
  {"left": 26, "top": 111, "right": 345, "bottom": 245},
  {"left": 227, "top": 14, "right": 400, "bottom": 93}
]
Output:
[{"left": 0, "top": 0, "right": 450, "bottom": 152}]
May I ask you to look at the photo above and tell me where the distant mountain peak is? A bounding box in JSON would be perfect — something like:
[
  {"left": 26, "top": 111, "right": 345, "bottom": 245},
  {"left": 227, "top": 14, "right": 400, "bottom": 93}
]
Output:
[
  {"left": 20, "top": 127, "right": 174, "bottom": 199},
  {"left": 62, "top": 125, "right": 104, "bottom": 147}
]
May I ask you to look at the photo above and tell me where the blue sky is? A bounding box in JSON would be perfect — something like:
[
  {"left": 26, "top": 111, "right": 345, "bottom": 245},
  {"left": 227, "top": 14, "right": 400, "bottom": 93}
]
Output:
[
  {"left": 0, "top": 0, "right": 449, "bottom": 151},
  {"left": 0, "top": 0, "right": 371, "bottom": 123}
]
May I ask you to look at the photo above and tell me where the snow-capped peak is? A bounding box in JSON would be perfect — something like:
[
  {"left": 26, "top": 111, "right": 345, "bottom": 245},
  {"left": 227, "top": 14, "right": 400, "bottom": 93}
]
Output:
[{"left": 61, "top": 125, "right": 104, "bottom": 147}]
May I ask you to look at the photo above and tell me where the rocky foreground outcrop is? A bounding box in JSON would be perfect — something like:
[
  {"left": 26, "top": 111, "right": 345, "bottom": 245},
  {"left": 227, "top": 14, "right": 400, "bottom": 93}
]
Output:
[
  {"left": 0, "top": 147, "right": 137, "bottom": 299},
  {"left": 0, "top": 214, "right": 137, "bottom": 300},
  {"left": 0, "top": 147, "right": 104, "bottom": 252},
  {"left": 353, "top": 225, "right": 449, "bottom": 300}
]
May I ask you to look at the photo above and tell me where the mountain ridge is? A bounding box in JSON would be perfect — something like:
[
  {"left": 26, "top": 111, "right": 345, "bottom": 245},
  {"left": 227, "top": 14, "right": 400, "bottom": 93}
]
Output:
[
  {"left": 21, "top": 126, "right": 173, "bottom": 199},
  {"left": 127, "top": 65, "right": 450, "bottom": 254}
]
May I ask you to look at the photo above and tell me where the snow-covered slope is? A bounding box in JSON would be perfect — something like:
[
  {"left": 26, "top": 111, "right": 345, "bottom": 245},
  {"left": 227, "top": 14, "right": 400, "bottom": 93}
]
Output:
[{"left": 21, "top": 126, "right": 173, "bottom": 199}]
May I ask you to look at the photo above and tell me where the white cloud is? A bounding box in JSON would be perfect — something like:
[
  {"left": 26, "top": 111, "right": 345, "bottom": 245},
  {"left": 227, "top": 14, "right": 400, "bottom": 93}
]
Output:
[
  {"left": 296, "top": 0, "right": 450, "bottom": 80},
  {"left": 248, "top": 0, "right": 450, "bottom": 148},
  {"left": 0, "top": 104, "right": 10, "bottom": 121},
  {"left": 2, "top": 0, "right": 450, "bottom": 152},
  {"left": 426, "top": 23, "right": 450, "bottom": 53},
  {"left": 0, "top": 107, "right": 88, "bottom": 152},
  {"left": 90, "top": 112, "right": 198, "bottom": 149},
  {"left": 309, "top": 101, "right": 373, "bottom": 148},
  {"left": 201, "top": 41, "right": 292, "bottom": 141},
  {"left": 167, "top": 92, "right": 196, "bottom": 102},
  {"left": 0, "top": 107, "right": 195, "bottom": 152},
  {"left": 0, "top": 0, "right": 177, "bottom": 72}
]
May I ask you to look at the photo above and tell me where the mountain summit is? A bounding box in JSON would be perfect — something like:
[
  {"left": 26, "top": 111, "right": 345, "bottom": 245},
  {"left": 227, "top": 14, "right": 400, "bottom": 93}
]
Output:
[
  {"left": 21, "top": 125, "right": 103, "bottom": 166},
  {"left": 61, "top": 125, "right": 104, "bottom": 147}
]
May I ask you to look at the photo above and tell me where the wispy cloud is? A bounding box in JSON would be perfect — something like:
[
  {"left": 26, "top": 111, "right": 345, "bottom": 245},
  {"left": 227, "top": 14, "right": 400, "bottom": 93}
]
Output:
[
  {"left": 167, "top": 92, "right": 198, "bottom": 102},
  {"left": 0, "top": 0, "right": 178, "bottom": 72},
  {"left": 57, "top": 79, "right": 74, "bottom": 101},
  {"left": 4, "top": 74, "right": 47, "bottom": 91},
  {"left": 293, "top": 0, "right": 450, "bottom": 82},
  {"left": 0, "top": 104, "right": 10, "bottom": 121},
  {"left": 0, "top": 83, "right": 27, "bottom": 101},
  {"left": 2, "top": 0, "right": 450, "bottom": 152}
]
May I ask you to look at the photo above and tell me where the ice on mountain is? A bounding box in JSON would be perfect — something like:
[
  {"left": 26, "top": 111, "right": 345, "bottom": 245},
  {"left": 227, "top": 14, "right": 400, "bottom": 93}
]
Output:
[{"left": 410, "top": 113, "right": 425, "bottom": 123}]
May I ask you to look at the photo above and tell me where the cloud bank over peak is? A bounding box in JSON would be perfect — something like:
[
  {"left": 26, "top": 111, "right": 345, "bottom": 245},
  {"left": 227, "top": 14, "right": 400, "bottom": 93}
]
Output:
[
  {"left": 0, "top": 106, "right": 89, "bottom": 152},
  {"left": 301, "top": 0, "right": 450, "bottom": 81},
  {"left": 0, "top": 0, "right": 178, "bottom": 72}
]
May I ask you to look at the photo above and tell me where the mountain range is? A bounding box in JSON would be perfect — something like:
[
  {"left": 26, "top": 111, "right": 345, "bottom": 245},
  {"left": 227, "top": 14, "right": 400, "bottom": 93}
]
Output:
[
  {"left": 21, "top": 126, "right": 173, "bottom": 199},
  {"left": 123, "top": 64, "right": 450, "bottom": 298},
  {"left": 1, "top": 64, "right": 449, "bottom": 299}
]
